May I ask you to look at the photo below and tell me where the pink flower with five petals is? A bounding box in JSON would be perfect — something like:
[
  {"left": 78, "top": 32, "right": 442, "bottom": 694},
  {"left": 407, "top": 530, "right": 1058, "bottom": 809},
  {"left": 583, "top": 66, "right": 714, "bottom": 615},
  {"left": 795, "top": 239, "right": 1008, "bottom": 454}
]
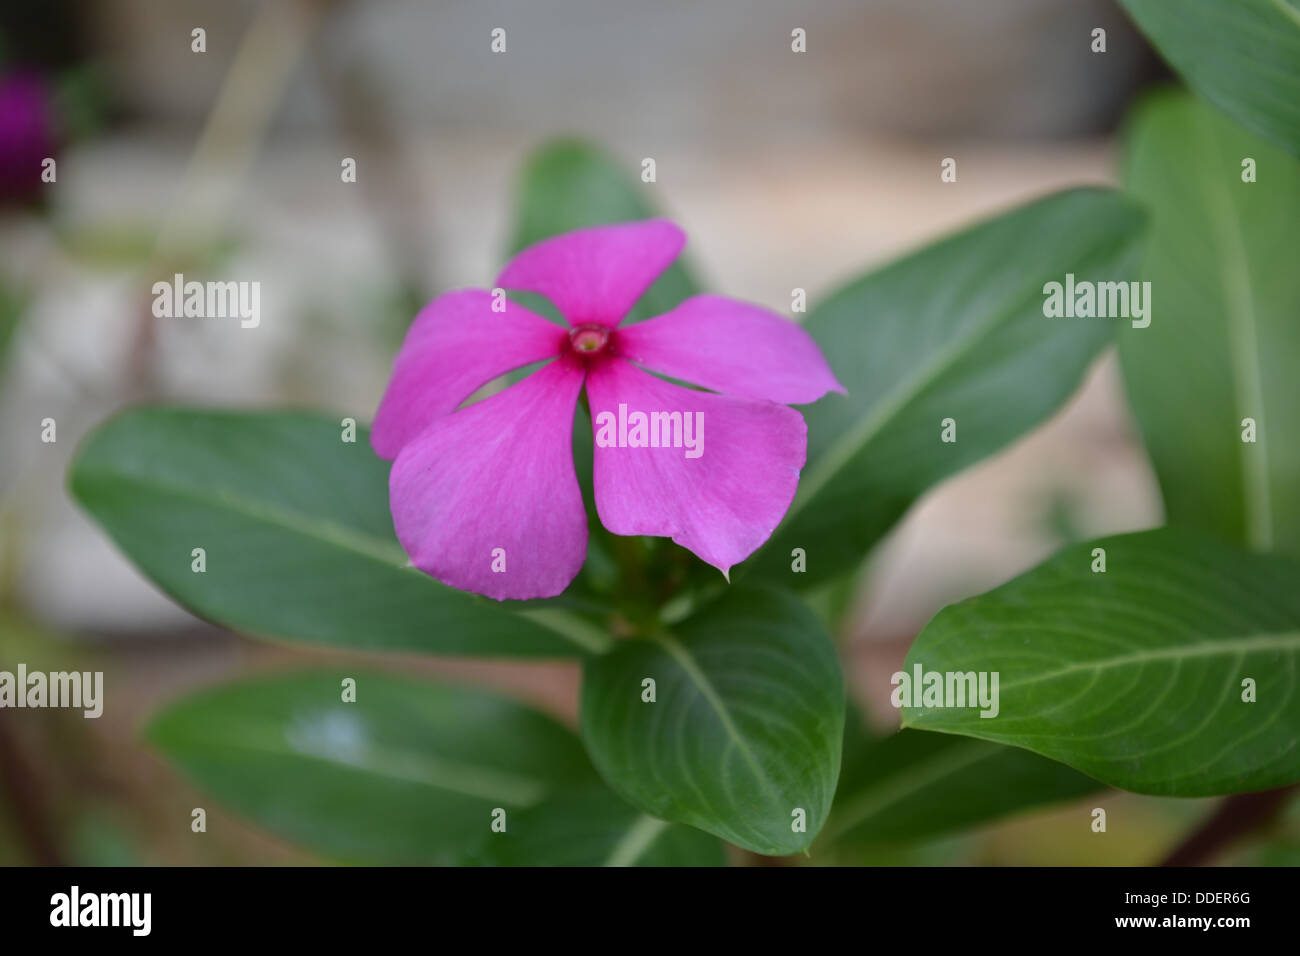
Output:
[{"left": 372, "top": 220, "right": 843, "bottom": 600}]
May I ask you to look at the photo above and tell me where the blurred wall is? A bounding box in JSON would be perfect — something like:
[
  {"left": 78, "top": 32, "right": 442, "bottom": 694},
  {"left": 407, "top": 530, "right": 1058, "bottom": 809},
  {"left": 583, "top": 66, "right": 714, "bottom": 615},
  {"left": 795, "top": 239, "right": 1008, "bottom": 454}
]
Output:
[{"left": 91, "top": 0, "right": 1159, "bottom": 141}]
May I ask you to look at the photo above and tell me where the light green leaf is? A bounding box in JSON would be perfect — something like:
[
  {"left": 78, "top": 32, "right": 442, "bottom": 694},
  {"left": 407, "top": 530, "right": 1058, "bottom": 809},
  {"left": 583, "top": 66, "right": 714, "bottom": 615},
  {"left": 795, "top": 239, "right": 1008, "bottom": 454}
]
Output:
[
  {"left": 580, "top": 587, "right": 844, "bottom": 855},
  {"left": 1120, "top": 90, "right": 1300, "bottom": 553},
  {"left": 148, "top": 671, "right": 599, "bottom": 863},
  {"left": 821, "top": 727, "right": 1102, "bottom": 847},
  {"left": 903, "top": 528, "right": 1300, "bottom": 796},
  {"left": 746, "top": 188, "right": 1146, "bottom": 587},
  {"left": 462, "top": 788, "right": 726, "bottom": 866},
  {"left": 1119, "top": 0, "right": 1300, "bottom": 157},
  {"left": 507, "top": 139, "right": 698, "bottom": 323},
  {"left": 69, "top": 407, "right": 608, "bottom": 657}
]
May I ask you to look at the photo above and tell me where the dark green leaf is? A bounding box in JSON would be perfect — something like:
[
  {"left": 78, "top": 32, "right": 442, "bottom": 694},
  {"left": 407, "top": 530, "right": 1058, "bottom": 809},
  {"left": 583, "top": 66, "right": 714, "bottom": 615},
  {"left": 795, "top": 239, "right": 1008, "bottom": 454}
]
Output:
[
  {"left": 507, "top": 139, "right": 698, "bottom": 323},
  {"left": 148, "top": 671, "right": 598, "bottom": 863},
  {"left": 822, "top": 728, "right": 1102, "bottom": 847},
  {"left": 746, "top": 188, "right": 1146, "bottom": 587},
  {"left": 580, "top": 587, "right": 844, "bottom": 855},
  {"left": 462, "top": 787, "right": 726, "bottom": 866},
  {"left": 1119, "top": 0, "right": 1300, "bottom": 157},
  {"left": 903, "top": 528, "right": 1300, "bottom": 796},
  {"left": 1120, "top": 90, "right": 1300, "bottom": 553},
  {"left": 69, "top": 407, "right": 608, "bottom": 656}
]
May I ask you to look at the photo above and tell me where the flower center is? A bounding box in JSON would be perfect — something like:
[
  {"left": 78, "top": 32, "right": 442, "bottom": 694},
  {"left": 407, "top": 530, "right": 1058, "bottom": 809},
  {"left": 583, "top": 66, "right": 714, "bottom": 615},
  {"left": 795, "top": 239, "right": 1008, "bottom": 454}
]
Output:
[{"left": 568, "top": 324, "right": 610, "bottom": 356}]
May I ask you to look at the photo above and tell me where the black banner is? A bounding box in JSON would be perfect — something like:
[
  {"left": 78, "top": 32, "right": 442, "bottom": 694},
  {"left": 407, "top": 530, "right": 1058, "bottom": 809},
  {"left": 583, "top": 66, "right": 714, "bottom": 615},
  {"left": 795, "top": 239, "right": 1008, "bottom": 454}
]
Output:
[{"left": 0, "top": 865, "right": 1281, "bottom": 942}]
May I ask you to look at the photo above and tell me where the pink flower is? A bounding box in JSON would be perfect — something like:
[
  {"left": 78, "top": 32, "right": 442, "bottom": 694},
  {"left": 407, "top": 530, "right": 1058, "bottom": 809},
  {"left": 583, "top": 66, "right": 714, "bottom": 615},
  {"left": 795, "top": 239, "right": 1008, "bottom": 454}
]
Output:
[
  {"left": 372, "top": 220, "right": 843, "bottom": 600},
  {"left": 0, "top": 71, "right": 56, "bottom": 206}
]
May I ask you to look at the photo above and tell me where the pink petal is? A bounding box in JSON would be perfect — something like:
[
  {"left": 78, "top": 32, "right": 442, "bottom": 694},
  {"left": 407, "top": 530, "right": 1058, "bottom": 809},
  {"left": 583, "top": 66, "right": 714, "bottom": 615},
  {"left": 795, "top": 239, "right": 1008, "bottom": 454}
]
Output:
[
  {"left": 616, "top": 294, "right": 845, "bottom": 404},
  {"left": 585, "top": 358, "right": 806, "bottom": 575},
  {"left": 496, "top": 220, "right": 686, "bottom": 328},
  {"left": 372, "top": 290, "right": 566, "bottom": 460},
  {"left": 389, "top": 359, "right": 587, "bottom": 600}
]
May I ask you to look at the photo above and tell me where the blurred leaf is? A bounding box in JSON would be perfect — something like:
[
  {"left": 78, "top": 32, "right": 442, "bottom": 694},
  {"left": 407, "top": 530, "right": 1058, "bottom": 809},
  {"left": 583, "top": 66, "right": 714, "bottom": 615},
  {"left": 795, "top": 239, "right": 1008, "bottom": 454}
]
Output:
[
  {"left": 1244, "top": 841, "right": 1300, "bottom": 866},
  {"left": 148, "top": 671, "right": 598, "bottom": 864},
  {"left": 462, "top": 787, "right": 725, "bottom": 866},
  {"left": 0, "top": 280, "right": 24, "bottom": 373},
  {"left": 1119, "top": 0, "right": 1300, "bottom": 157},
  {"left": 821, "top": 728, "right": 1102, "bottom": 848},
  {"left": 1120, "top": 90, "right": 1300, "bottom": 553},
  {"left": 507, "top": 139, "right": 698, "bottom": 323},
  {"left": 53, "top": 66, "right": 109, "bottom": 141},
  {"left": 69, "top": 408, "right": 608, "bottom": 657},
  {"left": 52, "top": 223, "right": 155, "bottom": 267},
  {"left": 838, "top": 696, "right": 878, "bottom": 769},
  {"left": 1237, "top": 792, "right": 1300, "bottom": 864},
  {"left": 746, "top": 188, "right": 1146, "bottom": 587},
  {"left": 903, "top": 528, "right": 1300, "bottom": 796},
  {"left": 580, "top": 587, "right": 844, "bottom": 855},
  {"left": 53, "top": 224, "right": 242, "bottom": 271},
  {"left": 69, "top": 814, "right": 142, "bottom": 867},
  {"left": 801, "top": 572, "right": 861, "bottom": 639}
]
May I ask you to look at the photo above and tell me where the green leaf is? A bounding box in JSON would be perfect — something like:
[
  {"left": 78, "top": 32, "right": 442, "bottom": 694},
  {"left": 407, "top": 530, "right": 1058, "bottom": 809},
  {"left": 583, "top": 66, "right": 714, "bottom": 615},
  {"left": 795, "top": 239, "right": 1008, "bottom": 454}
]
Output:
[
  {"left": 746, "top": 188, "right": 1146, "bottom": 587},
  {"left": 1119, "top": 0, "right": 1300, "bottom": 157},
  {"left": 0, "top": 279, "right": 25, "bottom": 376},
  {"left": 580, "top": 586, "right": 844, "bottom": 855},
  {"left": 507, "top": 139, "right": 698, "bottom": 323},
  {"left": 69, "top": 407, "right": 609, "bottom": 657},
  {"left": 902, "top": 528, "right": 1300, "bottom": 796},
  {"left": 148, "top": 671, "right": 598, "bottom": 863},
  {"left": 821, "top": 728, "right": 1102, "bottom": 848},
  {"left": 1120, "top": 90, "right": 1300, "bottom": 553},
  {"left": 462, "top": 788, "right": 726, "bottom": 866}
]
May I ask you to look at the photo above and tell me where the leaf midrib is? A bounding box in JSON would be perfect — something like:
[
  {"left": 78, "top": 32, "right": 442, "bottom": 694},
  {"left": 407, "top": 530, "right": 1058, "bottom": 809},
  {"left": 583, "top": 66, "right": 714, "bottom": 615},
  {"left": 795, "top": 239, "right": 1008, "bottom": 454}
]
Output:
[
  {"left": 925, "top": 630, "right": 1300, "bottom": 697},
  {"left": 654, "top": 632, "right": 781, "bottom": 802},
  {"left": 820, "top": 739, "right": 998, "bottom": 844},
  {"left": 786, "top": 217, "right": 1121, "bottom": 525},
  {"left": 1268, "top": 0, "right": 1300, "bottom": 32},
  {"left": 1192, "top": 106, "right": 1275, "bottom": 549},
  {"left": 788, "top": 306, "right": 1007, "bottom": 523},
  {"left": 76, "top": 465, "right": 609, "bottom": 653},
  {"left": 162, "top": 721, "right": 552, "bottom": 806},
  {"left": 602, "top": 814, "right": 670, "bottom": 866},
  {"left": 77, "top": 464, "right": 409, "bottom": 564}
]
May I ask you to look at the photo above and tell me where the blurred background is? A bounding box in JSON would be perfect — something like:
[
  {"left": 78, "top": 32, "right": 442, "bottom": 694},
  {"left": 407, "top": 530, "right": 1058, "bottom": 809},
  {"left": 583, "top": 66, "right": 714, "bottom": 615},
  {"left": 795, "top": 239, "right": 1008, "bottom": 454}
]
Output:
[{"left": 0, "top": 0, "right": 1286, "bottom": 865}]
